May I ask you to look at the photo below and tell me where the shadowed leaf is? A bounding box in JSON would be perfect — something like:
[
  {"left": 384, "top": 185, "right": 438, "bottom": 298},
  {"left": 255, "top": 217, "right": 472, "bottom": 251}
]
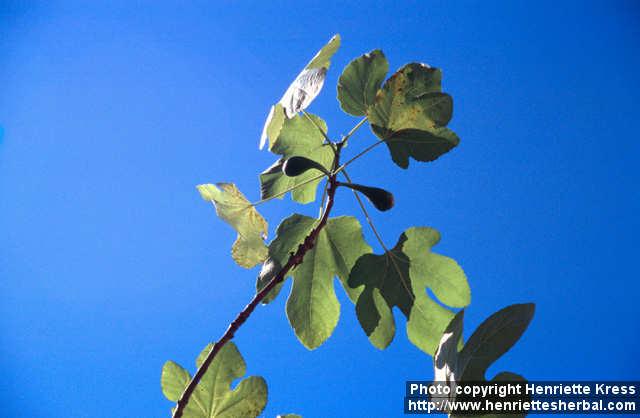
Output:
[
  {"left": 348, "top": 227, "right": 470, "bottom": 354},
  {"left": 434, "top": 305, "right": 535, "bottom": 418},
  {"left": 458, "top": 303, "right": 535, "bottom": 382}
]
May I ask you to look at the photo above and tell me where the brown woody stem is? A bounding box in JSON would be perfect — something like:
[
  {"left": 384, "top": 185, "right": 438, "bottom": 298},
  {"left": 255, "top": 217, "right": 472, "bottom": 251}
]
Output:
[{"left": 171, "top": 172, "right": 340, "bottom": 418}]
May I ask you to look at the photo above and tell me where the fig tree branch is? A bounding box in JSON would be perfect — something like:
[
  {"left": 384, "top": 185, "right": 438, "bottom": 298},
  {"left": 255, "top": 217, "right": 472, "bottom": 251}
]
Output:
[{"left": 172, "top": 160, "right": 341, "bottom": 418}]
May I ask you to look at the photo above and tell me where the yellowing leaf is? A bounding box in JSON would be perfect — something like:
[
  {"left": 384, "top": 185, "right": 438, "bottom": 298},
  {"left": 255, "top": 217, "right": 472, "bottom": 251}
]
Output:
[
  {"left": 368, "top": 63, "right": 459, "bottom": 168},
  {"left": 197, "top": 183, "right": 268, "bottom": 268}
]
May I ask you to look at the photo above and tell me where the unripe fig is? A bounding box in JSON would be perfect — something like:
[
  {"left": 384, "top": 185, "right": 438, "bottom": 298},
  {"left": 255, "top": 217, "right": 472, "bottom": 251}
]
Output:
[
  {"left": 340, "top": 182, "right": 394, "bottom": 211},
  {"left": 282, "top": 156, "right": 330, "bottom": 177}
]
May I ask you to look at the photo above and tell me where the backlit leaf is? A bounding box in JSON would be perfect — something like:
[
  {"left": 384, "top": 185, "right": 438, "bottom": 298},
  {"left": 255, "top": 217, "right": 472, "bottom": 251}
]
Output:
[
  {"left": 161, "top": 342, "right": 267, "bottom": 418},
  {"left": 197, "top": 183, "right": 268, "bottom": 268},
  {"left": 259, "top": 114, "right": 333, "bottom": 204},
  {"left": 161, "top": 361, "right": 191, "bottom": 402},
  {"left": 337, "top": 50, "right": 389, "bottom": 116},
  {"left": 348, "top": 227, "right": 470, "bottom": 354},
  {"left": 262, "top": 214, "right": 371, "bottom": 349},
  {"left": 368, "top": 63, "right": 459, "bottom": 168}
]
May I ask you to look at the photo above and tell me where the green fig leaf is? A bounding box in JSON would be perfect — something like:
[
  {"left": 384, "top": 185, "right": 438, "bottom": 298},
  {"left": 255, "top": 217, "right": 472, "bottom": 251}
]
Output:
[
  {"left": 259, "top": 104, "right": 286, "bottom": 150},
  {"left": 261, "top": 214, "right": 371, "bottom": 349},
  {"left": 161, "top": 361, "right": 191, "bottom": 402},
  {"left": 260, "top": 114, "right": 334, "bottom": 204},
  {"left": 348, "top": 227, "right": 470, "bottom": 354},
  {"left": 434, "top": 306, "right": 534, "bottom": 418},
  {"left": 407, "top": 233, "right": 470, "bottom": 305},
  {"left": 368, "top": 63, "right": 459, "bottom": 168},
  {"left": 197, "top": 183, "right": 268, "bottom": 268},
  {"left": 260, "top": 35, "right": 340, "bottom": 149},
  {"left": 337, "top": 49, "right": 389, "bottom": 116},
  {"left": 458, "top": 303, "right": 535, "bottom": 382},
  {"left": 306, "top": 34, "right": 341, "bottom": 70},
  {"left": 161, "top": 342, "right": 267, "bottom": 418}
]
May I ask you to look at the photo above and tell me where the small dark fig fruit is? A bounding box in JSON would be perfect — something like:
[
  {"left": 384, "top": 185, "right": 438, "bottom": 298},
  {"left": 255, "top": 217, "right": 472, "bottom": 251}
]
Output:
[
  {"left": 282, "top": 156, "right": 330, "bottom": 177},
  {"left": 340, "top": 182, "right": 394, "bottom": 211}
]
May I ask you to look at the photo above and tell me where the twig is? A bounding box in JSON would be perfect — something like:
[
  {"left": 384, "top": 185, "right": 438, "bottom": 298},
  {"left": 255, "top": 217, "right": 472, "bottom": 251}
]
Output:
[
  {"left": 172, "top": 169, "right": 341, "bottom": 418},
  {"left": 335, "top": 138, "right": 385, "bottom": 174},
  {"left": 340, "top": 116, "right": 368, "bottom": 145},
  {"left": 341, "top": 169, "right": 415, "bottom": 301}
]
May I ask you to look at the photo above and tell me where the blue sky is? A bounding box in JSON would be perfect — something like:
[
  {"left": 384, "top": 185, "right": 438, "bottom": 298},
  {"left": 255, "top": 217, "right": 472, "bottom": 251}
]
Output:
[{"left": 1, "top": 1, "right": 639, "bottom": 417}]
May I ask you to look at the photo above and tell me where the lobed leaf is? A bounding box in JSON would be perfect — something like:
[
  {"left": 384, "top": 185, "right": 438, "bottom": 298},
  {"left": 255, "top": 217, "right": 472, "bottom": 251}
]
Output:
[
  {"left": 457, "top": 303, "right": 535, "bottom": 382},
  {"left": 161, "top": 342, "right": 267, "bottom": 418},
  {"left": 161, "top": 361, "right": 191, "bottom": 402},
  {"left": 259, "top": 214, "right": 371, "bottom": 349},
  {"left": 337, "top": 49, "right": 389, "bottom": 116},
  {"left": 367, "top": 63, "right": 459, "bottom": 168},
  {"left": 348, "top": 227, "right": 470, "bottom": 354},
  {"left": 305, "top": 34, "right": 341, "bottom": 70},
  {"left": 259, "top": 104, "right": 286, "bottom": 150},
  {"left": 197, "top": 183, "right": 268, "bottom": 268},
  {"left": 259, "top": 114, "right": 333, "bottom": 204},
  {"left": 260, "top": 35, "right": 341, "bottom": 149},
  {"left": 434, "top": 305, "right": 535, "bottom": 418}
]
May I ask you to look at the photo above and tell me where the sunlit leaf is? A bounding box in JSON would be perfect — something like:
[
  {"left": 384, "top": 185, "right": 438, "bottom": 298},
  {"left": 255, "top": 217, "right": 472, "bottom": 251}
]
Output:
[
  {"left": 259, "top": 104, "right": 286, "bottom": 150},
  {"left": 261, "top": 214, "right": 371, "bottom": 349},
  {"left": 161, "top": 342, "right": 267, "bottom": 418},
  {"left": 260, "top": 35, "right": 341, "bottom": 149},
  {"left": 348, "top": 227, "right": 470, "bottom": 354},
  {"left": 280, "top": 67, "right": 327, "bottom": 119},
  {"left": 197, "top": 183, "right": 268, "bottom": 268},
  {"left": 260, "top": 114, "right": 333, "bottom": 204},
  {"left": 368, "top": 63, "right": 459, "bottom": 168},
  {"left": 337, "top": 49, "right": 389, "bottom": 116},
  {"left": 161, "top": 361, "right": 191, "bottom": 402},
  {"left": 306, "top": 34, "right": 341, "bottom": 70}
]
